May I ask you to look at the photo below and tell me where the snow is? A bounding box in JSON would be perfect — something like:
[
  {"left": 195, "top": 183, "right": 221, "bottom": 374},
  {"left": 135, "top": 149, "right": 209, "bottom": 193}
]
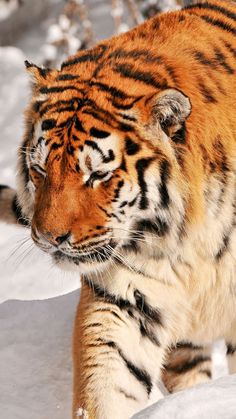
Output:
[
  {"left": 0, "top": 2, "right": 235, "bottom": 418},
  {"left": 0, "top": 292, "right": 79, "bottom": 419},
  {"left": 132, "top": 374, "right": 236, "bottom": 419}
]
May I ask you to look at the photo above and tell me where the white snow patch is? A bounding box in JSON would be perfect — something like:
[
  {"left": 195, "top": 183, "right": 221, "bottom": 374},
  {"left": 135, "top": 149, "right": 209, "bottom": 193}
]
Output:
[
  {"left": 76, "top": 407, "right": 89, "bottom": 418},
  {"left": 132, "top": 374, "right": 236, "bottom": 419}
]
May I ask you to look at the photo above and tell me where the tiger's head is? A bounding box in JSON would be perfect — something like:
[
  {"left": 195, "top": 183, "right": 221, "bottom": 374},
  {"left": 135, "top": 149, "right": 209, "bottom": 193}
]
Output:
[{"left": 17, "top": 55, "right": 191, "bottom": 275}]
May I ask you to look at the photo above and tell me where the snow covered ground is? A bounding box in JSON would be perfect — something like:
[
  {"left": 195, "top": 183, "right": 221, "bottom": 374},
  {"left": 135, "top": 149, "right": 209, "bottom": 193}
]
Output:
[
  {"left": 0, "top": 2, "right": 235, "bottom": 418},
  {"left": 132, "top": 374, "right": 236, "bottom": 419}
]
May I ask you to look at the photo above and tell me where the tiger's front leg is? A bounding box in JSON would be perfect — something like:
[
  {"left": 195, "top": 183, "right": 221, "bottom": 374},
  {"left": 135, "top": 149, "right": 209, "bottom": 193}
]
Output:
[
  {"left": 73, "top": 281, "right": 167, "bottom": 419},
  {"left": 72, "top": 262, "right": 193, "bottom": 419}
]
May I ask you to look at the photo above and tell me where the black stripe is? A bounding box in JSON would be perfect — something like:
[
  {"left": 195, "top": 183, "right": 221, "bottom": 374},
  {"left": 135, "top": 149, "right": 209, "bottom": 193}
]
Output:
[
  {"left": 33, "top": 100, "right": 45, "bottom": 113},
  {"left": 85, "top": 139, "right": 101, "bottom": 151},
  {"left": 95, "top": 339, "right": 152, "bottom": 395},
  {"left": 108, "top": 48, "right": 162, "bottom": 63},
  {"left": 51, "top": 142, "right": 63, "bottom": 150},
  {"left": 136, "top": 158, "right": 153, "bottom": 210},
  {"left": 83, "top": 105, "right": 117, "bottom": 125},
  {"left": 90, "top": 81, "right": 130, "bottom": 100},
  {"left": 194, "top": 50, "right": 216, "bottom": 68},
  {"left": 119, "top": 200, "right": 128, "bottom": 208},
  {"left": 136, "top": 218, "right": 169, "bottom": 237},
  {"left": 200, "top": 15, "right": 236, "bottom": 36},
  {"left": 176, "top": 341, "right": 203, "bottom": 350},
  {"left": 39, "top": 100, "right": 68, "bottom": 117},
  {"left": 165, "top": 355, "right": 211, "bottom": 374},
  {"left": 62, "top": 53, "right": 97, "bottom": 68},
  {"left": 118, "top": 348, "right": 152, "bottom": 394},
  {"left": 119, "top": 122, "right": 135, "bottom": 133},
  {"left": 56, "top": 106, "right": 74, "bottom": 113},
  {"left": 198, "top": 80, "right": 217, "bottom": 103},
  {"left": 12, "top": 196, "right": 29, "bottom": 226},
  {"left": 86, "top": 279, "right": 132, "bottom": 310},
  {"left": 201, "top": 369, "right": 212, "bottom": 379},
  {"left": 139, "top": 320, "right": 160, "bottom": 346},
  {"left": 125, "top": 137, "right": 140, "bottom": 155},
  {"left": 19, "top": 137, "right": 30, "bottom": 185},
  {"left": 164, "top": 63, "right": 179, "bottom": 85},
  {"left": 112, "top": 95, "right": 142, "bottom": 111},
  {"left": 120, "top": 156, "right": 127, "bottom": 172},
  {"left": 117, "top": 388, "right": 138, "bottom": 401},
  {"left": 74, "top": 117, "right": 86, "bottom": 133},
  {"left": 56, "top": 118, "right": 71, "bottom": 129},
  {"left": 61, "top": 44, "right": 108, "bottom": 69},
  {"left": 216, "top": 234, "right": 229, "bottom": 260},
  {"left": 185, "top": 2, "right": 236, "bottom": 23},
  {"left": 118, "top": 113, "right": 137, "bottom": 122},
  {"left": 214, "top": 47, "right": 234, "bottom": 74},
  {"left": 39, "top": 97, "right": 84, "bottom": 117},
  {"left": 83, "top": 108, "right": 135, "bottom": 133},
  {"left": 159, "top": 159, "right": 170, "bottom": 208},
  {"left": 109, "top": 49, "right": 179, "bottom": 85},
  {"left": 223, "top": 40, "right": 236, "bottom": 58},
  {"left": 85, "top": 322, "right": 102, "bottom": 328},
  {"left": 128, "top": 196, "right": 138, "bottom": 207},
  {"left": 121, "top": 238, "right": 139, "bottom": 254},
  {"left": 72, "top": 134, "right": 80, "bottom": 142},
  {"left": 40, "top": 86, "right": 84, "bottom": 94},
  {"left": 114, "top": 63, "right": 168, "bottom": 90},
  {"left": 93, "top": 308, "right": 127, "bottom": 324},
  {"left": 42, "top": 119, "right": 56, "bottom": 131},
  {"left": 90, "top": 128, "right": 110, "bottom": 138},
  {"left": 134, "top": 290, "right": 162, "bottom": 324},
  {"left": 112, "top": 101, "right": 136, "bottom": 111},
  {"left": 56, "top": 74, "right": 79, "bottom": 81},
  {"left": 227, "top": 343, "right": 236, "bottom": 355},
  {"left": 104, "top": 149, "right": 115, "bottom": 163},
  {"left": 67, "top": 144, "right": 75, "bottom": 155},
  {"left": 113, "top": 180, "right": 124, "bottom": 200}
]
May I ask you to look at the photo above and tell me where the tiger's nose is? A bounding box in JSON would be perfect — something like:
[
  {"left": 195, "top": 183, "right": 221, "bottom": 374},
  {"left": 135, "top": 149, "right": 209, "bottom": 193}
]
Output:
[
  {"left": 37, "top": 230, "right": 71, "bottom": 247},
  {"left": 54, "top": 232, "right": 71, "bottom": 245}
]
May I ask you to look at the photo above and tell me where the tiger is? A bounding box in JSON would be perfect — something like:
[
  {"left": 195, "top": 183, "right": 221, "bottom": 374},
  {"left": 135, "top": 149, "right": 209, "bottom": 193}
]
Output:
[{"left": 1, "top": 0, "right": 236, "bottom": 417}]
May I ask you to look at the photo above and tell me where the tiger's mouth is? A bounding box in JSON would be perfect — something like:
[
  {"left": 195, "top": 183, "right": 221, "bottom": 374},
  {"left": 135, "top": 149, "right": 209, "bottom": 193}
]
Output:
[{"left": 52, "top": 240, "right": 117, "bottom": 267}]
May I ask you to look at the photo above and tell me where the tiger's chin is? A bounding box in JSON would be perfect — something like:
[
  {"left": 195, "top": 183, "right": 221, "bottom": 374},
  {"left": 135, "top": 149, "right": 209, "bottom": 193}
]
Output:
[{"left": 52, "top": 250, "right": 113, "bottom": 276}]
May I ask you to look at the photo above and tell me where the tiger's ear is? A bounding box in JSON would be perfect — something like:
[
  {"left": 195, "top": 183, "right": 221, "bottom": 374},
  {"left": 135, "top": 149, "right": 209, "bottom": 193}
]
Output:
[
  {"left": 144, "top": 88, "right": 191, "bottom": 139},
  {"left": 24, "top": 60, "right": 56, "bottom": 87}
]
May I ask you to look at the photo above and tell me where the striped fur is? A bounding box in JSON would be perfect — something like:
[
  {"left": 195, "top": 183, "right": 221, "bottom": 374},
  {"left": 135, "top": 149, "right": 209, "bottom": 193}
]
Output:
[{"left": 1, "top": 1, "right": 236, "bottom": 417}]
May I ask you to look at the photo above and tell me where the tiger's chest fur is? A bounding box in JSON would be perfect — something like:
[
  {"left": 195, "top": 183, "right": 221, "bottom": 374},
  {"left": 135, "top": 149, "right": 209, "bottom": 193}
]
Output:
[{"left": 89, "top": 180, "right": 236, "bottom": 346}]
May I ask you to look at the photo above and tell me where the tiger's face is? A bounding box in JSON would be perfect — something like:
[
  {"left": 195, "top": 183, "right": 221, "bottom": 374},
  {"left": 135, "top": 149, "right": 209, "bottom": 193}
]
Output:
[{"left": 17, "top": 61, "right": 191, "bottom": 275}]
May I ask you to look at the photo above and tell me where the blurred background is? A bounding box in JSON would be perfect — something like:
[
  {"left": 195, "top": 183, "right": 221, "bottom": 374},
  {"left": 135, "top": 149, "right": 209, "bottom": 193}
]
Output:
[{"left": 0, "top": 2, "right": 228, "bottom": 419}]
